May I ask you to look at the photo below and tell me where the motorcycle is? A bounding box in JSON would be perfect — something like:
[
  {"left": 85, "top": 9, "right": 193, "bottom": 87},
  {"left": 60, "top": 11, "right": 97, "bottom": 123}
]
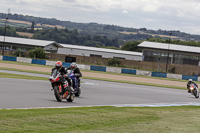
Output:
[
  {"left": 67, "top": 70, "right": 81, "bottom": 97},
  {"left": 49, "top": 69, "right": 74, "bottom": 102},
  {"left": 189, "top": 83, "right": 199, "bottom": 98}
]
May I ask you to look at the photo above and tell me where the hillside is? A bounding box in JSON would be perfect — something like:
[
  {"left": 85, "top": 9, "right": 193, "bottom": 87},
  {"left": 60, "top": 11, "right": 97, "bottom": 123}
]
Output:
[{"left": 1, "top": 13, "right": 200, "bottom": 43}]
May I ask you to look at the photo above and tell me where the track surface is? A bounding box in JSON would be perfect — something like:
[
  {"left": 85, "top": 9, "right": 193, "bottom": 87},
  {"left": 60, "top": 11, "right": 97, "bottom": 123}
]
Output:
[{"left": 0, "top": 78, "right": 199, "bottom": 109}]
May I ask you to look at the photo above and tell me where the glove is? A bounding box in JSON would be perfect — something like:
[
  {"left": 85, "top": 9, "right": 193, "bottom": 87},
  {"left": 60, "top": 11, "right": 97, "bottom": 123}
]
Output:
[{"left": 75, "top": 74, "right": 79, "bottom": 77}]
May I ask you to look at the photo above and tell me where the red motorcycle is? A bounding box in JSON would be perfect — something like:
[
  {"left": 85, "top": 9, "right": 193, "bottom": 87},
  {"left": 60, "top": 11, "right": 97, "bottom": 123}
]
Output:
[{"left": 49, "top": 69, "right": 74, "bottom": 102}]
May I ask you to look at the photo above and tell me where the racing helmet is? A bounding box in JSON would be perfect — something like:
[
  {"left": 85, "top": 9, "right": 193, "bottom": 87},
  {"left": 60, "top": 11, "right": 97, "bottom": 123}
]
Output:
[
  {"left": 70, "top": 62, "right": 77, "bottom": 70},
  {"left": 189, "top": 79, "right": 193, "bottom": 82},
  {"left": 55, "top": 61, "right": 62, "bottom": 70}
]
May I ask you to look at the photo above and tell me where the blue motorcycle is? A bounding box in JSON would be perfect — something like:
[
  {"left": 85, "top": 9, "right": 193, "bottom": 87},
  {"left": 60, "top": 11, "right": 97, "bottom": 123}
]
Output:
[{"left": 68, "top": 70, "right": 81, "bottom": 97}]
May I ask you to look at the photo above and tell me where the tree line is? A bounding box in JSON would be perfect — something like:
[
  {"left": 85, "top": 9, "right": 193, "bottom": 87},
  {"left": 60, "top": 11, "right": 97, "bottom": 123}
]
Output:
[{"left": 1, "top": 13, "right": 200, "bottom": 42}]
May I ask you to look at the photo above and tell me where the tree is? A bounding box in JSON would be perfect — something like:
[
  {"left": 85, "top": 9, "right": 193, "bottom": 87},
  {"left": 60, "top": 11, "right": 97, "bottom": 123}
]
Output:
[
  {"left": 31, "top": 21, "right": 35, "bottom": 33},
  {"left": 107, "top": 58, "right": 121, "bottom": 67},
  {"left": 29, "top": 47, "right": 46, "bottom": 59},
  {"left": 121, "top": 41, "right": 142, "bottom": 52}
]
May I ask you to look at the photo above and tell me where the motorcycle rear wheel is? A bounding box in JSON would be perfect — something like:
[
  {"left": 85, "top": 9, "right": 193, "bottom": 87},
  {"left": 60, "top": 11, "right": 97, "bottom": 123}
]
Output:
[{"left": 54, "top": 86, "right": 62, "bottom": 102}]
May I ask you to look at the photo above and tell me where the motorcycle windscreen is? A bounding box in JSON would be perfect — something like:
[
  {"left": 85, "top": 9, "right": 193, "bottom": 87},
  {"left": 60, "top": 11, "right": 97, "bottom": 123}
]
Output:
[{"left": 52, "top": 69, "right": 59, "bottom": 78}]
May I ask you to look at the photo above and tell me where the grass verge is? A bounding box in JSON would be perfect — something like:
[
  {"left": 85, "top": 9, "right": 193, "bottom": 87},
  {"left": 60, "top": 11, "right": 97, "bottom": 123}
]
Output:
[
  {"left": 83, "top": 76, "right": 186, "bottom": 90},
  {"left": 0, "top": 60, "right": 188, "bottom": 83},
  {"left": 0, "top": 72, "right": 48, "bottom": 81},
  {"left": 1, "top": 106, "right": 200, "bottom": 133},
  {"left": 0, "top": 71, "right": 185, "bottom": 90}
]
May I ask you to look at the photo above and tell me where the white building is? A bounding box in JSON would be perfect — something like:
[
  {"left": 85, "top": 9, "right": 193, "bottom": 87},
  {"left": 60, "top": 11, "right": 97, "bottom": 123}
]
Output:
[
  {"left": 58, "top": 44, "right": 142, "bottom": 61},
  {"left": 0, "top": 35, "right": 142, "bottom": 61},
  {"left": 0, "top": 35, "right": 61, "bottom": 53}
]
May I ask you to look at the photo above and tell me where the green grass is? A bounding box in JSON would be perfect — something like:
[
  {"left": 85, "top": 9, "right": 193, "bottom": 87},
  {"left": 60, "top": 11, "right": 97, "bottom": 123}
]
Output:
[
  {"left": 0, "top": 106, "right": 200, "bottom": 133},
  {"left": 0, "top": 72, "right": 48, "bottom": 81},
  {"left": 0, "top": 60, "right": 53, "bottom": 68},
  {"left": 0, "top": 67, "right": 50, "bottom": 75},
  {"left": 83, "top": 76, "right": 186, "bottom": 90}
]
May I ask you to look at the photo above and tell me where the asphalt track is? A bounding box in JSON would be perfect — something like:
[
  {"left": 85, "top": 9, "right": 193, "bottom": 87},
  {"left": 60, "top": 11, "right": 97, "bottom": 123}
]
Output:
[{"left": 1, "top": 74, "right": 200, "bottom": 109}]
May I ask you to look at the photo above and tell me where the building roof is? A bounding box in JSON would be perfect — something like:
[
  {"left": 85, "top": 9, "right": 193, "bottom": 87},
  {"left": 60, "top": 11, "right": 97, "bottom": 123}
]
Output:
[
  {"left": 138, "top": 41, "right": 200, "bottom": 54},
  {"left": 60, "top": 43, "right": 142, "bottom": 56},
  {"left": 0, "top": 35, "right": 60, "bottom": 47}
]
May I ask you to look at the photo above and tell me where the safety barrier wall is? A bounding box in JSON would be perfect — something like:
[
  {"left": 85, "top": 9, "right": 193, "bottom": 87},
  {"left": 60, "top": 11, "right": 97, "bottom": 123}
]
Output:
[
  {"left": 121, "top": 68, "right": 136, "bottom": 75},
  {"left": 182, "top": 75, "right": 198, "bottom": 81},
  {"left": 3, "top": 56, "right": 17, "bottom": 61},
  {"left": 0, "top": 55, "right": 3, "bottom": 60},
  {"left": 167, "top": 73, "right": 182, "bottom": 80},
  {"left": 90, "top": 65, "right": 106, "bottom": 72},
  {"left": 62, "top": 62, "right": 71, "bottom": 68},
  {"left": 17, "top": 57, "right": 32, "bottom": 64},
  {"left": 151, "top": 72, "right": 167, "bottom": 78},
  {"left": 46, "top": 60, "right": 56, "bottom": 66},
  {"left": 106, "top": 67, "right": 121, "bottom": 73},
  {"left": 32, "top": 59, "right": 46, "bottom": 65},
  {"left": 77, "top": 64, "right": 90, "bottom": 70},
  {"left": 136, "top": 70, "right": 151, "bottom": 76},
  {"left": 1, "top": 55, "right": 200, "bottom": 81}
]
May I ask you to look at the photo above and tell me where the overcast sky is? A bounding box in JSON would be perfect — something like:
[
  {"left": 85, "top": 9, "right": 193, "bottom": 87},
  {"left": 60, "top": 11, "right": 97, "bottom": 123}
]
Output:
[{"left": 1, "top": 0, "right": 200, "bottom": 35}]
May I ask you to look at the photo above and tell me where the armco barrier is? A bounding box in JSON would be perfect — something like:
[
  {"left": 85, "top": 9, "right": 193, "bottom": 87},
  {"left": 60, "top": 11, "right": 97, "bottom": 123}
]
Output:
[
  {"left": 17, "top": 57, "right": 32, "bottom": 64},
  {"left": 90, "top": 65, "right": 106, "bottom": 72},
  {"left": 3, "top": 56, "right": 17, "bottom": 61},
  {"left": 106, "top": 67, "right": 121, "bottom": 73},
  {"left": 31, "top": 59, "right": 46, "bottom": 65},
  {"left": 121, "top": 68, "right": 136, "bottom": 75},
  {"left": 136, "top": 70, "right": 151, "bottom": 76},
  {"left": 182, "top": 75, "right": 198, "bottom": 81},
  {"left": 0, "top": 55, "right": 2, "bottom": 60},
  {"left": 151, "top": 72, "right": 167, "bottom": 78}
]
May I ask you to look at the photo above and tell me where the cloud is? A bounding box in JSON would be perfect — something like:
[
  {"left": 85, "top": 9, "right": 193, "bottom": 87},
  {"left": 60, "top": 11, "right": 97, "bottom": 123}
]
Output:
[
  {"left": 1, "top": 0, "right": 200, "bottom": 34},
  {"left": 122, "top": 10, "right": 128, "bottom": 14}
]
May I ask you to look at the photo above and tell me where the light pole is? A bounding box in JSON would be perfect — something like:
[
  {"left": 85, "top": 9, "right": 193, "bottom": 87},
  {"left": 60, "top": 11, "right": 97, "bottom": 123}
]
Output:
[
  {"left": 2, "top": 9, "right": 10, "bottom": 56},
  {"left": 166, "top": 32, "right": 172, "bottom": 72}
]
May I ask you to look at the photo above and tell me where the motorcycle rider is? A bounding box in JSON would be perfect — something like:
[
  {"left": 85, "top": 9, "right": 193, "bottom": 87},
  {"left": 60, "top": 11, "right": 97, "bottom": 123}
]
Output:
[
  {"left": 187, "top": 79, "right": 198, "bottom": 93},
  {"left": 67, "top": 62, "right": 82, "bottom": 90},
  {"left": 51, "top": 61, "right": 74, "bottom": 92}
]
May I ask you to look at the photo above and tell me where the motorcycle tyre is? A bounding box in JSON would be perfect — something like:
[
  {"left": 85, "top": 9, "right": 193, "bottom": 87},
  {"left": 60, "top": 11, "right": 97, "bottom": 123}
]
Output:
[
  {"left": 67, "top": 94, "right": 74, "bottom": 102},
  {"left": 54, "top": 86, "right": 62, "bottom": 102},
  {"left": 193, "top": 89, "right": 199, "bottom": 98},
  {"left": 75, "top": 87, "right": 81, "bottom": 97}
]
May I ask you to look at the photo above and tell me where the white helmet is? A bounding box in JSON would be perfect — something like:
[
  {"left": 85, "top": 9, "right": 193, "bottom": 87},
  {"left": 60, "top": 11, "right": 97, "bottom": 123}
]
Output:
[
  {"left": 70, "top": 62, "right": 77, "bottom": 70},
  {"left": 189, "top": 79, "right": 193, "bottom": 81}
]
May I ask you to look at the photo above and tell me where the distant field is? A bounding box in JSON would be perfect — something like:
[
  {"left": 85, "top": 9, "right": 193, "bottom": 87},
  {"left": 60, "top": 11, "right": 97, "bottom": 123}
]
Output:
[
  {"left": 120, "top": 31, "right": 179, "bottom": 39},
  {"left": 16, "top": 32, "right": 33, "bottom": 37},
  {"left": 0, "top": 18, "right": 65, "bottom": 29}
]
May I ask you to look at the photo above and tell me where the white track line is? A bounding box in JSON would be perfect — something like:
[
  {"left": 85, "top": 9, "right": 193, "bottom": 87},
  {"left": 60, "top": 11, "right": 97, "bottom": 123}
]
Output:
[{"left": 2, "top": 102, "right": 200, "bottom": 110}]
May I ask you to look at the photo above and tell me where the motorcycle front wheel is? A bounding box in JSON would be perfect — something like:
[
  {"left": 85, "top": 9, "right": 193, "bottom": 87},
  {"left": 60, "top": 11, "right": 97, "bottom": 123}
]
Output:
[
  {"left": 54, "top": 86, "right": 62, "bottom": 102},
  {"left": 67, "top": 94, "right": 74, "bottom": 102},
  {"left": 193, "top": 89, "right": 199, "bottom": 98},
  {"left": 75, "top": 87, "right": 81, "bottom": 97}
]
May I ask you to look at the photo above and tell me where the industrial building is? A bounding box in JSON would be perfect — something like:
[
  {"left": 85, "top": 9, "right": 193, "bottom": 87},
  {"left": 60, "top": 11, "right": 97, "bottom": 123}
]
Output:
[
  {"left": 58, "top": 44, "right": 142, "bottom": 61},
  {"left": 0, "top": 35, "right": 142, "bottom": 62},
  {"left": 138, "top": 41, "right": 200, "bottom": 66},
  {"left": 0, "top": 35, "right": 62, "bottom": 53}
]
